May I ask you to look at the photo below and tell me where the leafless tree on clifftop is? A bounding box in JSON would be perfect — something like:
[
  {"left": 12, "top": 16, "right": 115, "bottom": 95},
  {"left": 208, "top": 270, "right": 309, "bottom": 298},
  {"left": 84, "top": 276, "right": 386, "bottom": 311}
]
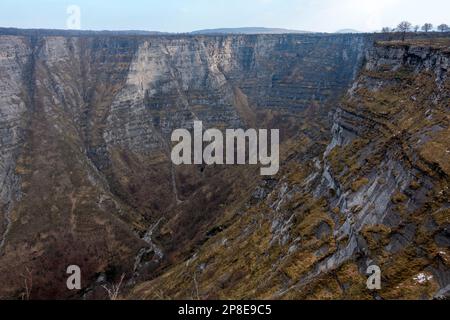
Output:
[
  {"left": 397, "top": 21, "right": 412, "bottom": 41},
  {"left": 421, "top": 23, "right": 433, "bottom": 32},
  {"left": 437, "top": 24, "right": 449, "bottom": 32}
]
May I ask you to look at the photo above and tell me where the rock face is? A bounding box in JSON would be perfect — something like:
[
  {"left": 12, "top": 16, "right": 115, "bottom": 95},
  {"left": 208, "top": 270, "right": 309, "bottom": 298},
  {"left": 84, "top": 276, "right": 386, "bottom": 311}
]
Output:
[
  {"left": 132, "top": 39, "right": 450, "bottom": 300},
  {"left": 0, "top": 36, "right": 31, "bottom": 251},
  {"left": 0, "top": 31, "right": 448, "bottom": 299}
]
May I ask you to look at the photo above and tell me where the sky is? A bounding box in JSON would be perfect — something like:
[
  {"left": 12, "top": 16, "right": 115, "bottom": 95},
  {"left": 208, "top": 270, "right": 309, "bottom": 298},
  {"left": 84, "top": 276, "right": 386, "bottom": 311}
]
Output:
[{"left": 0, "top": 0, "right": 449, "bottom": 33}]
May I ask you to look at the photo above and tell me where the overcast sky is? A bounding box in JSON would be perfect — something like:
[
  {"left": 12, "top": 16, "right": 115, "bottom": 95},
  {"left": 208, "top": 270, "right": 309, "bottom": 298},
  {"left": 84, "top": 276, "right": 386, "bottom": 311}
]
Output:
[{"left": 0, "top": 0, "right": 449, "bottom": 33}]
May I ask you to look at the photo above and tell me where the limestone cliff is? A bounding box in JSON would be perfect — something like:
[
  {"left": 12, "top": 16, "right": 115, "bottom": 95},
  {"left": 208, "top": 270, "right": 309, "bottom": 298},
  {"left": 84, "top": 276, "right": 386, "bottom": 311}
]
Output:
[
  {"left": 0, "top": 30, "right": 448, "bottom": 299},
  {"left": 132, "top": 39, "right": 450, "bottom": 300}
]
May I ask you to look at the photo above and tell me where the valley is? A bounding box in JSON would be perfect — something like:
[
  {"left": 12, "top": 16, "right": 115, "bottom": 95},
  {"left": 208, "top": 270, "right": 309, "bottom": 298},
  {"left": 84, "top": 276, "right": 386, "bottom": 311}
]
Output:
[{"left": 0, "top": 30, "right": 448, "bottom": 299}]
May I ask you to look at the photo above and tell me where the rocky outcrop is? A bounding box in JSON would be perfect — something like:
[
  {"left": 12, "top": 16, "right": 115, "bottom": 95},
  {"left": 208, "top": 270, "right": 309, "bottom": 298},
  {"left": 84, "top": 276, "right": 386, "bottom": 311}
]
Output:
[{"left": 307, "top": 40, "right": 449, "bottom": 287}]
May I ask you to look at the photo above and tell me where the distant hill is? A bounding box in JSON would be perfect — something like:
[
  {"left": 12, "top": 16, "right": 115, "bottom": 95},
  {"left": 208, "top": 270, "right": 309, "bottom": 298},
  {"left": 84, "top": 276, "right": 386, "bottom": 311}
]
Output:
[
  {"left": 335, "top": 29, "right": 363, "bottom": 34},
  {"left": 0, "top": 27, "right": 169, "bottom": 37},
  {"left": 191, "top": 27, "right": 312, "bottom": 35}
]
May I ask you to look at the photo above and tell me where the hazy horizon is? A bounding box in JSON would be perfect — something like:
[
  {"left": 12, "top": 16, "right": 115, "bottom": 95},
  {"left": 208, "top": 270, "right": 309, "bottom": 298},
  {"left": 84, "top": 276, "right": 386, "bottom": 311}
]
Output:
[{"left": 0, "top": 0, "right": 449, "bottom": 33}]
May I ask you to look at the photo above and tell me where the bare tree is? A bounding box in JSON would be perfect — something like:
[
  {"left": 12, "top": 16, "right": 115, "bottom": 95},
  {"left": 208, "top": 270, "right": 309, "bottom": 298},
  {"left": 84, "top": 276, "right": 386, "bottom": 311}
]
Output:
[
  {"left": 397, "top": 21, "right": 412, "bottom": 41},
  {"left": 413, "top": 25, "right": 420, "bottom": 33},
  {"left": 381, "top": 27, "right": 391, "bottom": 33},
  {"left": 102, "top": 273, "right": 125, "bottom": 300},
  {"left": 422, "top": 23, "right": 433, "bottom": 32},
  {"left": 437, "top": 24, "right": 449, "bottom": 32},
  {"left": 21, "top": 267, "right": 33, "bottom": 300}
]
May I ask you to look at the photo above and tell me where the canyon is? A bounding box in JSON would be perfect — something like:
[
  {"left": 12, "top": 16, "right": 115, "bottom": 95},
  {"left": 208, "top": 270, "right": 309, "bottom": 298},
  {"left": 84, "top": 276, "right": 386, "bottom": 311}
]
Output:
[{"left": 0, "top": 29, "right": 448, "bottom": 299}]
